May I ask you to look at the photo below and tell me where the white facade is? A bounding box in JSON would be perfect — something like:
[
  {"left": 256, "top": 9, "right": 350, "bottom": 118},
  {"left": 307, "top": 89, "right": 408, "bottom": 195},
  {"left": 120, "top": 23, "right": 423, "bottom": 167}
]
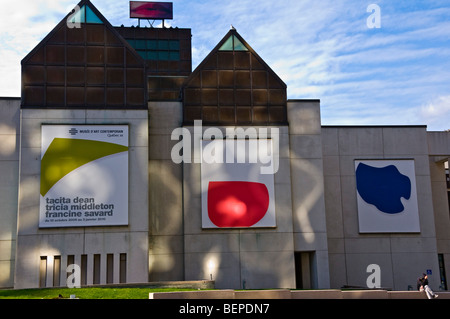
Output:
[{"left": 12, "top": 106, "right": 148, "bottom": 289}]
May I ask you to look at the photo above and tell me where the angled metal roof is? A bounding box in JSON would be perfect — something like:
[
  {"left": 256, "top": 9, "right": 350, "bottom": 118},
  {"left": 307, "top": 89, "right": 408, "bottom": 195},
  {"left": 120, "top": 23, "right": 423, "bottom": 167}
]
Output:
[
  {"left": 22, "top": 0, "right": 144, "bottom": 66},
  {"left": 183, "top": 28, "right": 286, "bottom": 90},
  {"left": 21, "top": 0, "right": 147, "bottom": 109},
  {"left": 182, "top": 28, "right": 287, "bottom": 126}
]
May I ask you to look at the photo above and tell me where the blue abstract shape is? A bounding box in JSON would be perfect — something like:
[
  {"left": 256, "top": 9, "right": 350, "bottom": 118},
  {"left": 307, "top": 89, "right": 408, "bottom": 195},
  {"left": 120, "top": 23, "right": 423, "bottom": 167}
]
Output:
[{"left": 356, "top": 163, "right": 411, "bottom": 214}]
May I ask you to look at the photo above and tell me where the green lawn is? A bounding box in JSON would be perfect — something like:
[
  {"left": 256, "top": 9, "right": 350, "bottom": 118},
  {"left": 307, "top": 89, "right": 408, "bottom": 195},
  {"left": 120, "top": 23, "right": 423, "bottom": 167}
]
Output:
[{"left": 0, "top": 287, "right": 195, "bottom": 299}]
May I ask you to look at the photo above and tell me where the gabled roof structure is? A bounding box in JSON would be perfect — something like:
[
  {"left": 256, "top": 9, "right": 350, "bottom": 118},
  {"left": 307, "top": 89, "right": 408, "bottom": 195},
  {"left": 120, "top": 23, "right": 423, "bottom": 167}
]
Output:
[
  {"left": 182, "top": 28, "right": 287, "bottom": 125},
  {"left": 21, "top": 0, "right": 147, "bottom": 109}
]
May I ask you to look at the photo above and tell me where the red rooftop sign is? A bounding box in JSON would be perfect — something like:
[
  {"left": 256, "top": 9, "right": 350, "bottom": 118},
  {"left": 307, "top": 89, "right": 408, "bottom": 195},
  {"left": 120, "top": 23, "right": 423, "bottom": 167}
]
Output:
[{"left": 130, "top": 1, "right": 173, "bottom": 19}]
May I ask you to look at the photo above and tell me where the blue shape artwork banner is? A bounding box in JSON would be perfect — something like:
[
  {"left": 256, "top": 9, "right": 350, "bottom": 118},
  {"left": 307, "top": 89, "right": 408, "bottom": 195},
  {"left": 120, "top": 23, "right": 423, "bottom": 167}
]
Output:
[
  {"left": 354, "top": 160, "right": 420, "bottom": 233},
  {"left": 356, "top": 163, "right": 411, "bottom": 214}
]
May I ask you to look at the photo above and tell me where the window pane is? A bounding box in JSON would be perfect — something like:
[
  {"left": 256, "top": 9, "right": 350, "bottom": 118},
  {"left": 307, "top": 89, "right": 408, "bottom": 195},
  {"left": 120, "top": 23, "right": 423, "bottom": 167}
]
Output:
[
  {"left": 135, "top": 40, "right": 146, "bottom": 50},
  {"left": 233, "top": 36, "right": 248, "bottom": 51},
  {"left": 147, "top": 40, "right": 158, "bottom": 50},
  {"left": 148, "top": 51, "right": 158, "bottom": 60},
  {"left": 158, "top": 40, "right": 169, "bottom": 50},
  {"left": 169, "top": 40, "right": 180, "bottom": 50},
  {"left": 169, "top": 51, "right": 180, "bottom": 61},
  {"left": 68, "top": 5, "right": 85, "bottom": 24},
  {"left": 86, "top": 6, "right": 103, "bottom": 23},
  {"left": 137, "top": 50, "right": 147, "bottom": 59},
  {"left": 219, "top": 36, "right": 233, "bottom": 51},
  {"left": 158, "top": 51, "right": 169, "bottom": 60}
]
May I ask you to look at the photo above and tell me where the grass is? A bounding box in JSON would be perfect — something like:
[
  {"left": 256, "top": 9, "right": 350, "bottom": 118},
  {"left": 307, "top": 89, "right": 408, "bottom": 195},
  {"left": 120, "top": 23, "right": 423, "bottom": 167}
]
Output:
[{"left": 0, "top": 287, "right": 197, "bottom": 299}]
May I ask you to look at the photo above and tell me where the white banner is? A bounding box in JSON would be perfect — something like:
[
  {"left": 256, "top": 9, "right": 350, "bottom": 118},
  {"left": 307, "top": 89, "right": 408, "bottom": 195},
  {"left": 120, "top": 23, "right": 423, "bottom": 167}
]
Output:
[
  {"left": 201, "top": 139, "right": 276, "bottom": 228},
  {"left": 39, "top": 125, "right": 129, "bottom": 228},
  {"left": 355, "top": 159, "right": 420, "bottom": 233}
]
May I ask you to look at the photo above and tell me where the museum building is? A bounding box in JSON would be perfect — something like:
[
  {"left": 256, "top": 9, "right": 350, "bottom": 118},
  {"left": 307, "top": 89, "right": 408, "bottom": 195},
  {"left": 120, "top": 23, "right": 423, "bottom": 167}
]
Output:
[{"left": 0, "top": 0, "right": 449, "bottom": 291}]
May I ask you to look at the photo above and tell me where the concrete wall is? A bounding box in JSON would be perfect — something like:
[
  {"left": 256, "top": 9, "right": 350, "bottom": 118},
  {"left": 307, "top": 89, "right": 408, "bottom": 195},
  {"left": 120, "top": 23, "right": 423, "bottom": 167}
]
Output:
[
  {"left": 0, "top": 98, "right": 20, "bottom": 288},
  {"left": 148, "top": 101, "right": 185, "bottom": 282},
  {"left": 182, "top": 124, "right": 296, "bottom": 289},
  {"left": 177, "top": 99, "right": 330, "bottom": 290},
  {"left": 430, "top": 158, "right": 450, "bottom": 290},
  {"left": 428, "top": 132, "right": 450, "bottom": 156},
  {"left": 5, "top": 97, "right": 448, "bottom": 290},
  {"left": 14, "top": 109, "right": 149, "bottom": 289},
  {"left": 322, "top": 126, "right": 440, "bottom": 290},
  {"left": 428, "top": 131, "right": 450, "bottom": 290},
  {"left": 150, "top": 289, "right": 450, "bottom": 299},
  {"left": 288, "top": 100, "right": 330, "bottom": 289}
]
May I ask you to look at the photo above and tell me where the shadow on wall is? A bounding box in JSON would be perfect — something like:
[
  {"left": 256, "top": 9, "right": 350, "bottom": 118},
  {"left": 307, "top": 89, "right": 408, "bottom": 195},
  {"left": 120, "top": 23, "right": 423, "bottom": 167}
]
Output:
[
  {"left": 0, "top": 100, "right": 20, "bottom": 288},
  {"left": 14, "top": 109, "right": 150, "bottom": 288},
  {"left": 180, "top": 142, "right": 313, "bottom": 290},
  {"left": 148, "top": 158, "right": 184, "bottom": 281}
]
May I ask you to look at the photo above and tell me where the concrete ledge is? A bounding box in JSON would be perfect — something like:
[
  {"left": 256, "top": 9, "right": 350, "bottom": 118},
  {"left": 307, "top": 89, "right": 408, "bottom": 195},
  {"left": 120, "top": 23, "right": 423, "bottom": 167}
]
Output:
[
  {"left": 150, "top": 290, "right": 235, "bottom": 299},
  {"left": 342, "top": 290, "right": 388, "bottom": 299},
  {"left": 388, "top": 291, "right": 450, "bottom": 299},
  {"left": 291, "top": 289, "right": 343, "bottom": 299},
  {"left": 434, "top": 292, "right": 450, "bottom": 299},
  {"left": 234, "top": 290, "right": 292, "bottom": 299},
  {"left": 84, "top": 280, "right": 214, "bottom": 290},
  {"left": 150, "top": 289, "right": 450, "bottom": 299},
  {"left": 388, "top": 291, "right": 427, "bottom": 299}
]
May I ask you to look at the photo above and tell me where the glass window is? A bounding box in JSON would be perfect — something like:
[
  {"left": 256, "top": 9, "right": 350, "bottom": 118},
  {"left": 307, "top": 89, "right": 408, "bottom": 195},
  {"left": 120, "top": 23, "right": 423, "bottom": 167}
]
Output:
[
  {"left": 219, "top": 35, "right": 248, "bottom": 51},
  {"left": 438, "top": 254, "right": 448, "bottom": 290},
  {"left": 134, "top": 40, "right": 147, "bottom": 50},
  {"left": 67, "top": 5, "right": 103, "bottom": 24},
  {"left": 137, "top": 50, "right": 147, "bottom": 59},
  {"left": 233, "top": 36, "right": 248, "bottom": 51},
  {"left": 147, "top": 40, "right": 158, "bottom": 50},
  {"left": 85, "top": 6, "right": 103, "bottom": 24},
  {"left": 169, "top": 51, "right": 180, "bottom": 61},
  {"left": 147, "top": 51, "right": 158, "bottom": 60},
  {"left": 158, "top": 51, "right": 169, "bottom": 60},
  {"left": 158, "top": 40, "right": 169, "bottom": 50},
  {"left": 219, "top": 36, "right": 234, "bottom": 51},
  {"left": 169, "top": 40, "right": 180, "bottom": 50},
  {"left": 126, "top": 39, "right": 180, "bottom": 61},
  {"left": 68, "top": 5, "right": 85, "bottom": 24}
]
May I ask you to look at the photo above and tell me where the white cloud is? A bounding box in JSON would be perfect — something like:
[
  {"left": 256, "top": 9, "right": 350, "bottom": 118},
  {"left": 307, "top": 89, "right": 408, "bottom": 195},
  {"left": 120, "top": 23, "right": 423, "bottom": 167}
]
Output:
[
  {"left": 0, "top": 0, "right": 74, "bottom": 96},
  {"left": 417, "top": 96, "right": 450, "bottom": 131}
]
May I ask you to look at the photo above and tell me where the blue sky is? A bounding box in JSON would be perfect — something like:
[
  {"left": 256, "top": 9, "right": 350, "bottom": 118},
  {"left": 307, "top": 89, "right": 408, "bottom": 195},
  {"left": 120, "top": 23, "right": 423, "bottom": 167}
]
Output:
[{"left": 1, "top": 0, "right": 449, "bottom": 130}]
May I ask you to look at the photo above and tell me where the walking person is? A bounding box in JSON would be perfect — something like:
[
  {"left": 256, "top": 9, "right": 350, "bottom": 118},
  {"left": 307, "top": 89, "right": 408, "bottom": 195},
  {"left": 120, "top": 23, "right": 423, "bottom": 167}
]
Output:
[{"left": 417, "top": 273, "right": 438, "bottom": 299}]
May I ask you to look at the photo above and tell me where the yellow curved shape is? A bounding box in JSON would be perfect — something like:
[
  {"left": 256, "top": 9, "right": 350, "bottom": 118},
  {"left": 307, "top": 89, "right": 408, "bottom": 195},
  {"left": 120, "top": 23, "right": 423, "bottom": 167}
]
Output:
[{"left": 40, "top": 138, "right": 128, "bottom": 196}]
